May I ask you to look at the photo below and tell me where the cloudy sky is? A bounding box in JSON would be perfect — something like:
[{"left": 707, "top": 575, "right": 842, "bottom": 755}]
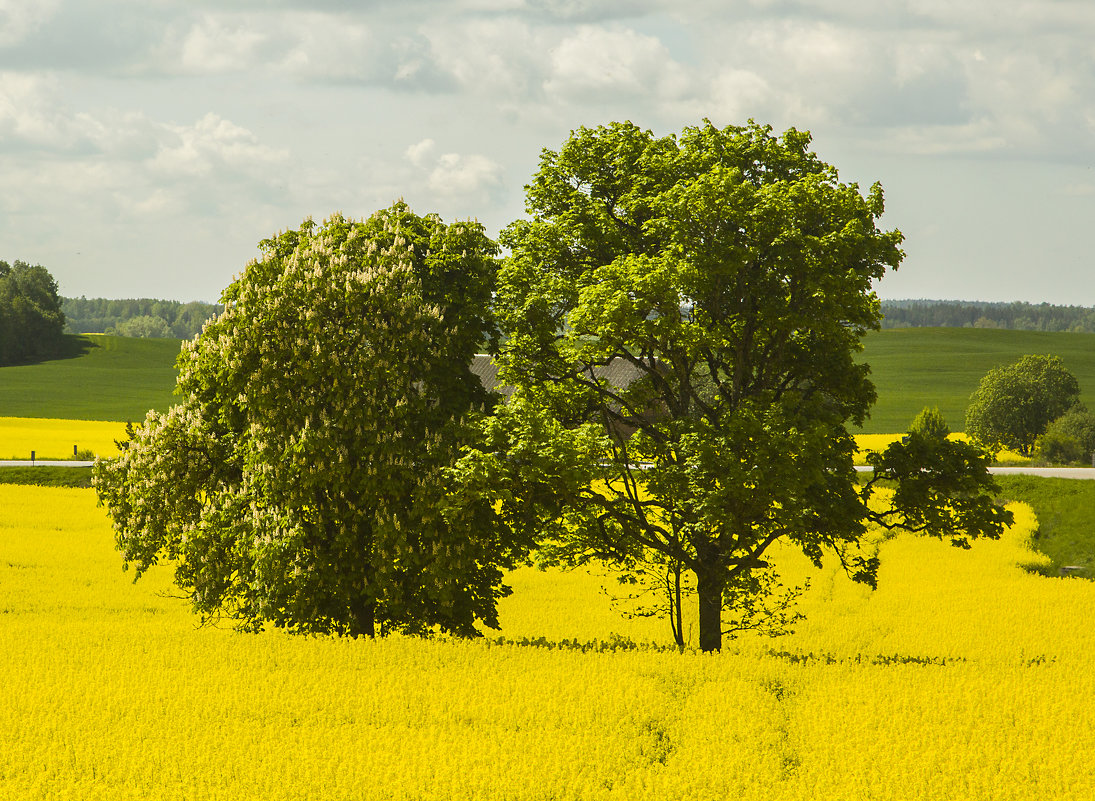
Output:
[{"left": 2, "top": 0, "right": 1094, "bottom": 304}]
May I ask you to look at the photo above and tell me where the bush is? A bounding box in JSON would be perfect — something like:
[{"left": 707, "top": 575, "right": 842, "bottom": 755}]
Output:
[
  {"left": 1035, "top": 431, "right": 1085, "bottom": 465},
  {"left": 1045, "top": 405, "right": 1095, "bottom": 459}
]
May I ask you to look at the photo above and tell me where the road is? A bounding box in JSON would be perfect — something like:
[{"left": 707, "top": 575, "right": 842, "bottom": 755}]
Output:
[{"left": 0, "top": 460, "right": 96, "bottom": 468}]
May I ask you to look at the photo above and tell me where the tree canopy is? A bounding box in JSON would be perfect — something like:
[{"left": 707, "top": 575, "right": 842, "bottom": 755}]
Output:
[
  {"left": 965, "top": 354, "right": 1081, "bottom": 457},
  {"left": 0, "top": 259, "right": 66, "bottom": 365},
  {"left": 452, "top": 120, "right": 1012, "bottom": 652},
  {"left": 94, "top": 203, "right": 523, "bottom": 638}
]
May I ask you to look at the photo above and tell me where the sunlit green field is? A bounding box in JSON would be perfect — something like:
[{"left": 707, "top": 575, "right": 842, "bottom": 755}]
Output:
[
  {"left": 858, "top": 328, "right": 1095, "bottom": 432},
  {"left": 3, "top": 484, "right": 1094, "bottom": 800},
  {"left": 4, "top": 329, "right": 1095, "bottom": 434},
  {"left": 0, "top": 334, "right": 180, "bottom": 421}
]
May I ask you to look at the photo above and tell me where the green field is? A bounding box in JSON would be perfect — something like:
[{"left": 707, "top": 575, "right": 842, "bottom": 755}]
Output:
[
  {"left": 0, "top": 334, "right": 181, "bottom": 421},
  {"left": 995, "top": 475, "right": 1095, "bottom": 576},
  {"left": 858, "top": 328, "right": 1095, "bottom": 433},
  {"left": 4, "top": 328, "right": 1095, "bottom": 432}
]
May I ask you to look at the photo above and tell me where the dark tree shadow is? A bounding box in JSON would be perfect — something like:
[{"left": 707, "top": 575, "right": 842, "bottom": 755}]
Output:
[
  {"left": 0, "top": 334, "right": 96, "bottom": 367},
  {"left": 43, "top": 334, "right": 96, "bottom": 362}
]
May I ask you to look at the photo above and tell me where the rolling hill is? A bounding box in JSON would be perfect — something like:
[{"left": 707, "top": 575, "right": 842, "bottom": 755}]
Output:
[
  {"left": 4, "top": 329, "right": 1095, "bottom": 432},
  {"left": 0, "top": 334, "right": 181, "bottom": 421}
]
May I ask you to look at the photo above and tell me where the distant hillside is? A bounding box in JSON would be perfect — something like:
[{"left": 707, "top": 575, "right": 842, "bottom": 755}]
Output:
[
  {"left": 881, "top": 299, "right": 1095, "bottom": 332},
  {"left": 858, "top": 328, "right": 1095, "bottom": 433},
  {"left": 62, "top": 297, "right": 222, "bottom": 340},
  {"left": 0, "top": 334, "right": 180, "bottom": 421},
  {"left": 6, "top": 328, "right": 1095, "bottom": 433}
]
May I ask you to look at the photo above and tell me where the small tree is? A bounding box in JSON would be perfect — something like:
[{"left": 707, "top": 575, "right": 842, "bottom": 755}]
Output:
[
  {"left": 453, "top": 120, "right": 1012, "bottom": 653},
  {"left": 965, "top": 355, "right": 1081, "bottom": 457},
  {"left": 909, "top": 406, "right": 950, "bottom": 440},
  {"left": 95, "top": 203, "right": 523, "bottom": 638}
]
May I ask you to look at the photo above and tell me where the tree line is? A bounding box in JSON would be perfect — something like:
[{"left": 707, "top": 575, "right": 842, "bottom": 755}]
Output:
[
  {"left": 0, "top": 260, "right": 66, "bottom": 366},
  {"left": 62, "top": 297, "right": 223, "bottom": 340},
  {"left": 881, "top": 299, "right": 1095, "bottom": 332}
]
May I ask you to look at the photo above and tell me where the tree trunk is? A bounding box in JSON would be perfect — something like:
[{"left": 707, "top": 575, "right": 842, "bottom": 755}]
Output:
[
  {"left": 697, "top": 568, "right": 724, "bottom": 653},
  {"left": 349, "top": 594, "right": 376, "bottom": 638}
]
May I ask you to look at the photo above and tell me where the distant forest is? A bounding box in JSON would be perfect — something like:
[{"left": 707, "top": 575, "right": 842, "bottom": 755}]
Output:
[
  {"left": 62, "top": 297, "right": 223, "bottom": 340},
  {"left": 57, "top": 296, "right": 1095, "bottom": 339},
  {"left": 881, "top": 300, "right": 1095, "bottom": 332}
]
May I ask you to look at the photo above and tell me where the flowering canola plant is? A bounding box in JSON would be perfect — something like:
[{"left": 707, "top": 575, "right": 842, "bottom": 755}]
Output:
[
  {"left": 854, "top": 432, "right": 1030, "bottom": 464},
  {"left": 1, "top": 484, "right": 1093, "bottom": 800},
  {"left": 0, "top": 417, "right": 126, "bottom": 460}
]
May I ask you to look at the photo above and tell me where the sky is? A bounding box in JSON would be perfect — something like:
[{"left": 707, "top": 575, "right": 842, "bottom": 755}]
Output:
[{"left": 2, "top": 0, "right": 1094, "bottom": 305}]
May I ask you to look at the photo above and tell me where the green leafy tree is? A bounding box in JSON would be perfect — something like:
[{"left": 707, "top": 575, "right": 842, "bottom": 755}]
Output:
[
  {"left": 452, "top": 120, "right": 1012, "bottom": 652},
  {"left": 94, "top": 203, "right": 522, "bottom": 638},
  {"left": 0, "top": 259, "right": 66, "bottom": 365},
  {"left": 965, "top": 355, "right": 1081, "bottom": 457},
  {"left": 909, "top": 406, "right": 951, "bottom": 440}
]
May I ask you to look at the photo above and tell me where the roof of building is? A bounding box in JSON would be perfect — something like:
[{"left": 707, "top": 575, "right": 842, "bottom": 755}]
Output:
[{"left": 470, "top": 354, "right": 653, "bottom": 397}]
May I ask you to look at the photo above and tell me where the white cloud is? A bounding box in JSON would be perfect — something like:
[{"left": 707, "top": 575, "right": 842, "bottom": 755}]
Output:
[
  {"left": 428, "top": 152, "right": 502, "bottom": 196},
  {"left": 276, "top": 12, "right": 377, "bottom": 81},
  {"left": 147, "top": 113, "right": 288, "bottom": 178},
  {"left": 404, "top": 138, "right": 436, "bottom": 169},
  {"left": 543, "top": 25, "right": 690, "bottom": 104},
  {"left": 405, "top": 139, "right": 502, "bottom": 198},
  {"left": 175, "top": 13, "right": 268, "bottom": 74},
  {"left": 706, "top": 68, "right": 778, "bottom": 124},
  {"left": 423, "top": 19, "right": 546, "bottom": 98}
]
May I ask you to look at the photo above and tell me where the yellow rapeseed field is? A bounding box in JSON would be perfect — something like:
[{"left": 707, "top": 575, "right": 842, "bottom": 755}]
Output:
[
  {"left": 1, "top": 484, "right": 1092, "bottom": 800},
  {"left": 0, "top": 417, "right": 127, "bottom": 460},
  {"left": 854, "top": 432, "right": 1031, "bottom": 464}
]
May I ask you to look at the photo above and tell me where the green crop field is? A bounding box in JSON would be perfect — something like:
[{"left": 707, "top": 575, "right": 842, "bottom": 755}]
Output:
[
  {"left": 4, "top": 328, "right": 1095, "bottom": 432},
  {"left": 858, "top": 328, "right": 1095, "bottom": 433},
  {"left": 0, "top": 334, "right": 181, "bottom": 421}
]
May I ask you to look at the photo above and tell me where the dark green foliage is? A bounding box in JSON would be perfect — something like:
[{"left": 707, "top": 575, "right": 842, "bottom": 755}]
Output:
[
  {"left": 909, "top": 406, "right": 950, "bottom": 440},
  {"left": 966, "top": 354, "right": 1081, "bottom": 456},
  {"left": 62, "top": 297, "right": 222, "bottom": 339},
  {"left": 1039, "top": 405, "right": 1095, "bottom": 464},
  {"left": 0, "top": 260, "right": 66, "bottom": 365},
  {"left": 0, "top": 335, "right": 180, "bottom": 420},
  {"left": 1035, "top": 431, "right": 1085, "bottom": 465},
  {"left": 0, "top": 466, "right": 93, "bottom": 488},
  {"left": 454, "top": 119, "right": 1010, "bottom": 652},
  {"left": 95, "top": 204, "right": 521, "bottom": 640},
  {"left": 863, "top": 433, "right": 1011, "bottom": 550}
]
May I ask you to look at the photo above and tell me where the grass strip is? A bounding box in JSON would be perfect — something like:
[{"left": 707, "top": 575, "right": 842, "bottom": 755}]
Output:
[
  {"left": 0, "top": 466, "right": 93, "bottom": 488},
  {"left": 994, "top": 475, "right": 1095, "bottom": 577}
]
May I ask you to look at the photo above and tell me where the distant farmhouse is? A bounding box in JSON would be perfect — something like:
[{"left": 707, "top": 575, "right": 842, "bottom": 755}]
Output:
[{"left": 470, "top": 354, "right": 662, "bottom": 440}]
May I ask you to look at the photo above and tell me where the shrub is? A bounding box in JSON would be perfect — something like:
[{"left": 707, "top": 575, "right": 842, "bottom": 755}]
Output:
[
  {"left": 1035, "top": 431, "right": 1085, "bottom": 465},
  {"left": 909, "top": 406, "right": 950, "bottom": 440}
]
